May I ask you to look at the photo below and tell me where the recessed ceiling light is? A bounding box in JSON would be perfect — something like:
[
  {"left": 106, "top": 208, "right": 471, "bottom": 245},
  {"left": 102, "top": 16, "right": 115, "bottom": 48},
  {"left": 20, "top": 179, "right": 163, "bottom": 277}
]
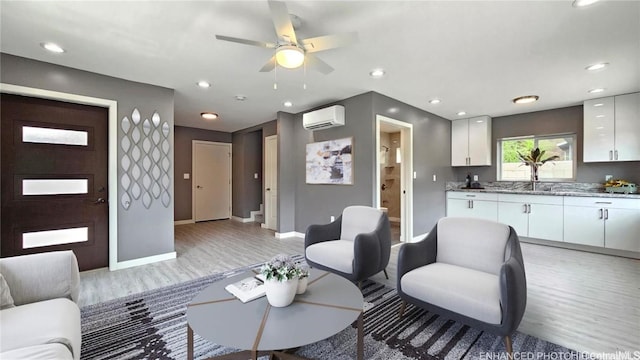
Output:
[
  {"left": 588, "top": 88, "right": 605, "bottom": 94},
  {"left": 283, "top": 101, "right": 293, "bottom": 107},
  {"left": 596, "top": 126, "right": 604, "bottom": 130},
  {"left": 428, "top": 99, "right": 441, "bottom": 105},
  {"left": 388, "top": 107, "right": 399, "bottom": 114},
  {"left": 235, "top": 95, "right": 247, "bottom": 101},
  {"left": 197, "top": 81, "right": 211, "bottom": 88},
  {"left": 41, "top": 42, "right": 65, "bottom": 53},
  {"left": 596, "top": 115, "right": 605, "bottom": 118},
  {"left": 585, "top": 62, "right": 609, "bottom": 71},
  {"left": 573, "top": 0, "right": 600, "bottom": 7},
  {"left": 457, "top": 111, "right": 467, "bottom": 116},
  {"left": 593, "top": 103, "right": 604, "bottom": 107},
  {"left": 513, "top": 95, "right": 540, "bottom": 104},
  {"left": 369, "top": 69, "right": 385, "bottom": 78},
  {"left": 201, "top": 112, "right": 218, "bottom": 120}
]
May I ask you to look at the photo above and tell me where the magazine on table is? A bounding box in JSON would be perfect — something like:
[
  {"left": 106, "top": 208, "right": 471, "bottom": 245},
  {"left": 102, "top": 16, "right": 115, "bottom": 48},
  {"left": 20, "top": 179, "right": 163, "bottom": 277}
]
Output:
[{"left": 225, "top": 275, "right": 266, "bottom": 303}]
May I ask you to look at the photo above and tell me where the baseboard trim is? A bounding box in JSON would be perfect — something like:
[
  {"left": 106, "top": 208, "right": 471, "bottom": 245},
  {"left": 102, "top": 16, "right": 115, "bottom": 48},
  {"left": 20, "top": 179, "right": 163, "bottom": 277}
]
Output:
[
  {"left": 109, "top": 251, "right": 177, "bottom": 271},
  {"left": 250, "top": 209, "right": 262, "bottom": 220},
  {"left": 275, "top": 231, "right": 305, "bottom": 239},
  {"left": 232, "top": 216, "right": 253, "bottom": 223},
  {"left": 174, "top": 219, "right": 195, "bottom": 225},
  {"left": 261, "top": 223, "right": 267, "bottom": 228}
]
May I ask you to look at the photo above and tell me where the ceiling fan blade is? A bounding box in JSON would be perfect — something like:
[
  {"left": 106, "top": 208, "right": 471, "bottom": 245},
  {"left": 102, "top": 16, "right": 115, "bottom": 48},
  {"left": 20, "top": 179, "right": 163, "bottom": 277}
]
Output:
[
  {"left": 305, "top": 54, "right": 334, "bottom": 75},
  {"left": 268, "top": 0, "right": 297, "bottom": 44},
  {"left": 259, "top": 56, "right": 277, "bottom": 72},
  {"left": 215, "top": 35, "right": 276, "bottom": 49},
  {"left": 302, "top": 32, "right": 358, "bottom": 53}
]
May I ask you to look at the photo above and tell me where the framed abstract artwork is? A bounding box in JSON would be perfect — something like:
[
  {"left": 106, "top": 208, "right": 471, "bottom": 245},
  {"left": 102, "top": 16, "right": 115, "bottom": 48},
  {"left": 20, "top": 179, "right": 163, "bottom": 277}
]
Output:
[{"left": 306, "top": 137, "right": 353, "bottom": 185}]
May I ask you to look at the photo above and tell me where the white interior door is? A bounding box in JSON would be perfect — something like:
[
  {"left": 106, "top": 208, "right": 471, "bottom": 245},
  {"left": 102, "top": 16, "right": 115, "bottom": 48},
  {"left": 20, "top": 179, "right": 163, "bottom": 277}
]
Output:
[
  {"left": 193, "top": 141, "right": 231, "bottom": 222},
  {"left": 264, "top": 135, "right": 278, "bottom": 230}
]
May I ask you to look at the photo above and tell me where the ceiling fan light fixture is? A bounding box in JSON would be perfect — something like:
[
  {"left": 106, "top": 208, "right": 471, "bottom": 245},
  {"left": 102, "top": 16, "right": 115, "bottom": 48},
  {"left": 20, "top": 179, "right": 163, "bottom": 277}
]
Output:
[
  {"left": 275, "top": 45, "right": 305, "bottom": 69},
  {"left": 512, "top": 95, "right": 539, "bottom": 104},
  {"left": 201, "top": 112, "right": 218, "bottom": 120}
]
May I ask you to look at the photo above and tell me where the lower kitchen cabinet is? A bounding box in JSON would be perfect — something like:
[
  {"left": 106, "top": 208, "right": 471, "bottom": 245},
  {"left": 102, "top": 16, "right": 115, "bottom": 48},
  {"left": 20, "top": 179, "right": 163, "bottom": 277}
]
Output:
[
  {"left": 563, "top": 197, "right": 640, "bottom": 252},
  {"left": 497, "top": 194, "right": 563, "bottom": 241},
  {"left": 446, "top": 192, "right": 498, "bottom": 221}
]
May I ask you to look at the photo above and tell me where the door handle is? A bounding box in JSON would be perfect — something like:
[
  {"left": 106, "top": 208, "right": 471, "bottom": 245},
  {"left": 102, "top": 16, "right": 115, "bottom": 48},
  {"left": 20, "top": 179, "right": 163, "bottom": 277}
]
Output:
[
  {"left": 470, "top": 200, "right": 474, "bottom": 209},
  {"left": 599, "top": 208, "right": 603, "bottom": 219},
  {"left": 614, "top": 150, "right": 618, "bottom": 160},
  {"left": 94, "top": 198, "right": 106, "bottom": 204},
  {"left": 609, "top": 150, "right": 613, "bottom": 161},
  {"left": 266, "top": 188, "right": 271, "bottom": 191},
  {"left": 527, "top": 204, "right": 531, "bottom": 213},
  {"left": 196, "top": 185, "right": 203, "bottom": 189},
  {"left": 523, "top": 204, "right": 528, "bottom": 213},
  {"left": 604, "top": 209, "right": 609, "bottom": 220}
]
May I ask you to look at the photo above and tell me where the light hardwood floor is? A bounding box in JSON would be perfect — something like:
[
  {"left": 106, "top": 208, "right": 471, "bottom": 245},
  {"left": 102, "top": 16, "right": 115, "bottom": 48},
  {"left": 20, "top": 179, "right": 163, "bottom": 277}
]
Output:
[{"left": 79, "top": 220, "right": 640, "bottom": 354}]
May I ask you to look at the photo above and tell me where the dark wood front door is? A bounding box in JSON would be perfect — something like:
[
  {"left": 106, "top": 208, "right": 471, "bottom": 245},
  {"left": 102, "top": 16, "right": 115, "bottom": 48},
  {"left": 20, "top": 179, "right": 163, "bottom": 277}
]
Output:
[{"left": 1, "top": 94, "right": 109, "bottom": 270}]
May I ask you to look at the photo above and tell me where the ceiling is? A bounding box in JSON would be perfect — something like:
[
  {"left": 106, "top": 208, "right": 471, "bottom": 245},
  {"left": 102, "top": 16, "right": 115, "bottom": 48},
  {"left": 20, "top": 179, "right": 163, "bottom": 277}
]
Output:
[{"left": 1, "top": 1, "right": 639, "bottom": 133}]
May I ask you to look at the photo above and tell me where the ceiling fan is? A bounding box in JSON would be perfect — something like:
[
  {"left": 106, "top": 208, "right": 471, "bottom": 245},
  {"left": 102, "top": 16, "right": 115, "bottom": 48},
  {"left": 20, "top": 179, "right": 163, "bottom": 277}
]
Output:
[{"left": 215, "top": 0, "right": 357, "bottom": 75}]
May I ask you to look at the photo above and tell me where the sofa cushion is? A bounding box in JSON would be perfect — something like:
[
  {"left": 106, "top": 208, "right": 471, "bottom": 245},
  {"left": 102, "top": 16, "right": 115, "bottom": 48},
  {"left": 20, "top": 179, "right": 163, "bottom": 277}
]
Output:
[
  {"left": 305, "top": 240, "right": 353, "bottom": 274},
  {"left": 0, "top": 343, "right": 72, "bottom": 360},
  {"left": 436, "top": 217, "right": 510, "bottom": 275},
  {"left": 341, "top": 206, "right": 382, "bottom": 242},
  {"left": 0, "top": 298, "right": 81, "bottom": 360},
  {"left": 401, "top": 262, "right": 502, "bottom": 324},
  {"left": 0, "top": 273, "right": 15, "bottom": 310}
]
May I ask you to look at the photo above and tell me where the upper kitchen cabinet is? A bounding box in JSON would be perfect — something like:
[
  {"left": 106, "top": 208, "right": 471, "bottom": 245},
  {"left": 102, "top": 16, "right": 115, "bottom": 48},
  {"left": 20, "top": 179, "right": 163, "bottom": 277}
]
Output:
[
  {"left": 451, "top": 115, "right": 492, "bottom": 166},
  {"left": 584, "top": 92, "right": 640, "bottom": 162}
]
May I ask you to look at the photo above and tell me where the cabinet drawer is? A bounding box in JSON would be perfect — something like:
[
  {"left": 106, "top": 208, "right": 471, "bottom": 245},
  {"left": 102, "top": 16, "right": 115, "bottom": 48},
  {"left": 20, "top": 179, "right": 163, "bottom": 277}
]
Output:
[
  {"left": 563, "top": 196, "right": 639, "bottom": 209},
  {"left": 497, "top": 193, "right": 563, "bottom": 205},
  {"left": 446, "top": 191, "right": 498, "bottom": 201}
]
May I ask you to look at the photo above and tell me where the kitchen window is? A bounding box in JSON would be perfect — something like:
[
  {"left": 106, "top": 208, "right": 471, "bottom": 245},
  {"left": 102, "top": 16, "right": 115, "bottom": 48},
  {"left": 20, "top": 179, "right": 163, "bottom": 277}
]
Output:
[{"left": 497, "top": 134, "right": 576, "bottom": 181}]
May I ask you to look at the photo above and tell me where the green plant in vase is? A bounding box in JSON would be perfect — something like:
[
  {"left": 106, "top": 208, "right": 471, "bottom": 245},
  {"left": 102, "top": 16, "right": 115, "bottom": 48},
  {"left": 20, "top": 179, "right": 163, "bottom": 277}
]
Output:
[{"left": 517, "top": 147, "right": 559, "bottom": 190}]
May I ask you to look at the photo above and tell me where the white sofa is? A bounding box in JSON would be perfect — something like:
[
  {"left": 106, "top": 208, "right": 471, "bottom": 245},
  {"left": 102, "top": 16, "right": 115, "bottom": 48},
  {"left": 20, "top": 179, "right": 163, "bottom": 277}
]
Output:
[{"left": 0, "top": 251, "right": 81, "bottom": 360}]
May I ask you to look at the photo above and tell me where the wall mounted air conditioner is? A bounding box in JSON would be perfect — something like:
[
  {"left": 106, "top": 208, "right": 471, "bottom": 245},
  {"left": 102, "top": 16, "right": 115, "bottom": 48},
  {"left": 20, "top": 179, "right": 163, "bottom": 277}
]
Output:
[{"left": 302, "top": 105, "right": 345, "bottom": 130}]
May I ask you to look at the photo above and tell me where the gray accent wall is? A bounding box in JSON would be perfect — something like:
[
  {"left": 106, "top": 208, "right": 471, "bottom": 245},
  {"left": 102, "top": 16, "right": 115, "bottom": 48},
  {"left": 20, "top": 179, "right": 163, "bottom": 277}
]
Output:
[
  {"left": 174, "top": 126, "right": 231, "bottom": 221},
  {"left": 452, "top": 105, "right": 640, "bottom": 184},
  {"left": 1, "top": 53, "right": 175, "bottom": 262},
  {"left": 276, "top": 91, "right": 454, "bottom": 236}
]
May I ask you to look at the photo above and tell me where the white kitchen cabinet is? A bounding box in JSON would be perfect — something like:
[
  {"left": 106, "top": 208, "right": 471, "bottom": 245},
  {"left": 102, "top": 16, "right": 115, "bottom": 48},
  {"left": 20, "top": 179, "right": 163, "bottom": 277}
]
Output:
[
  {"left": 446, "top": 192, "right": 497, "bottom": 221},
  {"left": 451, "top": 116, "right": 492, "bottom": 166},
  {"left": 584, "top": 92, "right": 640, "bottom": 162},
  {"left": 497, "top": 194, "right": 563, "bottom": 241},
  {"left": 563, "top": 197, "right": 640, "bottom": 252}
]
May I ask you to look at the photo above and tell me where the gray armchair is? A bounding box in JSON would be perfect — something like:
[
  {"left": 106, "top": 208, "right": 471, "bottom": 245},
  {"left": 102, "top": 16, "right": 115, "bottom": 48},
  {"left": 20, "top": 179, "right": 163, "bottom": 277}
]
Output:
[
  {"left": 305, "top": 206, "right": 391, "bottom": 285},
  {"left": 397, "top": 217, "right": 527, "bottom": 355}
]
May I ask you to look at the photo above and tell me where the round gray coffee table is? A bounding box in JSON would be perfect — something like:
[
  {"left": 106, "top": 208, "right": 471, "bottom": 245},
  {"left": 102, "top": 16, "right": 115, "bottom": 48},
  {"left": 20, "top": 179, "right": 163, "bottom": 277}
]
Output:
[{"left": 187, "top": 269, "right": 364, "bottom": 360}]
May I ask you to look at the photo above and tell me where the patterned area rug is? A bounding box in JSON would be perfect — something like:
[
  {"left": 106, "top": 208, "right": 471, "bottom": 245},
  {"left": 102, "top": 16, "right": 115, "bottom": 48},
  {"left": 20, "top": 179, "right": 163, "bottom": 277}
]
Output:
[{"left": 81, "top": 261, "right": 575, "bottom": 360}]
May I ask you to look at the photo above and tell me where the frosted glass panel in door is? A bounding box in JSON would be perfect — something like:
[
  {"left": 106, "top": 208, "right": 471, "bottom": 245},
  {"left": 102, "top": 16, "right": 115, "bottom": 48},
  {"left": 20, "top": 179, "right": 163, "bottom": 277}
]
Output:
[
  {"left": 22, "top": 179, "right": 88, "bottom": 195},
  {"left": 23, "top": 227, "right": 89, "bottom": 249},
  {"left": 22, "top": 126, "right": 88, "bottom": 146}
]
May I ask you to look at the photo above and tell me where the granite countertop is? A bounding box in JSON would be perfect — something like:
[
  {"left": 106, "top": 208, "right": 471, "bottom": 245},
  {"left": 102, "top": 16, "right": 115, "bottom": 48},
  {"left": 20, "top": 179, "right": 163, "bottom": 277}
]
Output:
[{"left": 447, "top": 188, "right": 640, "bottom": 199}]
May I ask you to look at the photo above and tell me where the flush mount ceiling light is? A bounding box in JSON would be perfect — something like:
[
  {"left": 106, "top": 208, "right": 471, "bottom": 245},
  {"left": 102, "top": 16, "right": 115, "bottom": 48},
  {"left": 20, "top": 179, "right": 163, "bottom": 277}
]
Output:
[
  {"left": 283, "top": 101, "right": 293, "bottom": 107},
  {"left": 593, "top": 103, "right": 604, "bottom": 107},
  {"left": 428, "top": 99, "right": 441, "bottom": 104},
  {"left": 573, "top": 0, "right": 600, "bottom": 7},
  {"left": 41, "top": 42, "right": 65, "bottom": 53},
  {"left": 201, "top": 112, "right": 218, "bottom": 120},
  {"left": 235, "top": 95, "right": 247, "bottom": 101},
  {"left": 457, "top": 111, "right": 467, "bottom": 116},
  {"left": 275, "top": 45, "right": 305, "bottom": 69},
  {"left": 512, "top": 95, "right": 539, "bottom": 104},
  {"left": 586, "top": 62, "right": 609, "bottom": 71},
  {"left": 588, "top": 88, "right": 605, "bottom": 94},
  {"left": 197, "top": 81, "right": 211, "bottom": 88},
  {"left": 369, "top": 69, "right": 385, "bottom": 78}
]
